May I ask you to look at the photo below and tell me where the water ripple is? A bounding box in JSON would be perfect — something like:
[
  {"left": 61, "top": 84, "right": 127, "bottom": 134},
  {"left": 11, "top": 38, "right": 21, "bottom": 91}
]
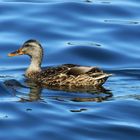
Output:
[{"left": 0, "top": 0, "right": 140, "bottom": 140}]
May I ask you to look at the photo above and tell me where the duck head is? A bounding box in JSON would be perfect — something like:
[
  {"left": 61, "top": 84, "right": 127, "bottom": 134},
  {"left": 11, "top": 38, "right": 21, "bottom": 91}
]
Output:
[
  {"left": 8, "top": 39, "right": 43, "bottom": 58},
  {"left": 8, "top": 40, "right": 44, "bottom": 76}
]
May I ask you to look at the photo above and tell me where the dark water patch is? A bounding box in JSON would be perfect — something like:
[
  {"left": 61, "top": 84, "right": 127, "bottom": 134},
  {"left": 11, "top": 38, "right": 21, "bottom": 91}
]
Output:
[
  {"left": 67, "top": 41, "right": 102, "bottom": 47},
  {"left": 70, "top": 108, "right": 87, "bottom": 112},
  {"left": 108, "top": 69, "right": 140, "bottom": 79},
  {"left": 47, "top": 45, "right": 139, "bottom": 68},
  {"left": 104, "top": 19, "right": 140, "bottom": 25}
]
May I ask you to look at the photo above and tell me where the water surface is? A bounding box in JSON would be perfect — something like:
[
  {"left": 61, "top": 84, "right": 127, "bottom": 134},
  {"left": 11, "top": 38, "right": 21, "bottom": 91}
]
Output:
[{"left": 0, "top": 0, "right": 140, "bottom": 139}]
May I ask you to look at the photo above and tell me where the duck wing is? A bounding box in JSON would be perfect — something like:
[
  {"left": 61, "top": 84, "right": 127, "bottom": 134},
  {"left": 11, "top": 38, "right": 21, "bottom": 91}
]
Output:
[
  {"left": 67, "top": 66, "right": 103, "bottom": 76},
  {"left": 39, "top": 64, "right": 112, "bottom": 82},
  {"left": 35, "top": 64, "right": 112, "bottom": 88},
  {"left": 40, "top": 64, "right": 78, "bottom": 77},
  {"left": 42, "top": 65, "right": 105, "bottom": 76},
  {"left": 67, "top": 66, "right": 112, "bottom": 82}
]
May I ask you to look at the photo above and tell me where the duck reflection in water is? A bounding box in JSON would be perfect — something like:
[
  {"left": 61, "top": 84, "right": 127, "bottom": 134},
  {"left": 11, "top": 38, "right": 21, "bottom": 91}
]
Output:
[
  {"left": 4, "top": 79, "right": 113, "bottom": 103},
  {"left": 4, "top": 79, "right": 42, "bottom": 102}
]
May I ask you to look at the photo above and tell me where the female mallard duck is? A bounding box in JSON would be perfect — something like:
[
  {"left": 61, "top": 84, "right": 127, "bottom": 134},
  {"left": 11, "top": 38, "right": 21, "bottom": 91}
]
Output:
[{"left": 8, "top": 40, "right": 112, "bottom": 88}]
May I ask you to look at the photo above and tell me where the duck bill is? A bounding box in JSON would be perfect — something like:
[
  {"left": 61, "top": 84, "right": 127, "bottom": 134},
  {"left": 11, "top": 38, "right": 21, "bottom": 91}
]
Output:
[{"left": 8, "top": 49, "right": 24, "bottom": 57}]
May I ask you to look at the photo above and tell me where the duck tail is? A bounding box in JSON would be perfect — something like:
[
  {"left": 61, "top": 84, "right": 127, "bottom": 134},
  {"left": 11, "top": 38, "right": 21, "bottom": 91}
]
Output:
[{"left": 94, "top": 73, "right": 113, "bottom": 80}]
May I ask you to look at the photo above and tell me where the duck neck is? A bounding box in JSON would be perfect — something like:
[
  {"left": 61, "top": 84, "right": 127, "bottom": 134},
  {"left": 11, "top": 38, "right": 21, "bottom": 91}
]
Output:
[{"left": 25, "top": 55, "right": 42, "bottom": 77}]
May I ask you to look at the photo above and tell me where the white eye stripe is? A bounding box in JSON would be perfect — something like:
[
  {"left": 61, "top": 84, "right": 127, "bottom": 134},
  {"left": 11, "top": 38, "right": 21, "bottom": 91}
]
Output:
[{"left": 24, "top": 42, "right": 40, "bottom": 48}]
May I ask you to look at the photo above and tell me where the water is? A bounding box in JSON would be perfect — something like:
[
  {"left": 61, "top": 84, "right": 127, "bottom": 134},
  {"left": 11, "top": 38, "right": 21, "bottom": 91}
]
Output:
[{"left": 0, "top": 0, "right": 140, "bottom": 139}]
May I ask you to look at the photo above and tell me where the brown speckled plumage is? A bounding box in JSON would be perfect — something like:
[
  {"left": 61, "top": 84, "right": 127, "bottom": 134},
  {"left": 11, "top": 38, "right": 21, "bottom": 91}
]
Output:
[
  {"left": 26, "top": 64, "right": 111, "bottom": 88},
  {"left": 8, "top": 40, "right": 112, "bottom": 89}
]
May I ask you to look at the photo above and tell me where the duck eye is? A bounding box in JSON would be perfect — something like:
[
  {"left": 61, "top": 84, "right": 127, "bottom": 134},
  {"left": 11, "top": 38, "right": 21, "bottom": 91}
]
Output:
[
  {"left": 24, "top": 44, "right": 30, "bottom": 48},
  {"left": 23, "top": 44, "right": 34, "bottom": 50}
]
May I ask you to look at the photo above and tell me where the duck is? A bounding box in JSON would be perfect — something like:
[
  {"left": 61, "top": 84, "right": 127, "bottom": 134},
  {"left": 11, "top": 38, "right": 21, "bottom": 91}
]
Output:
[{"left": 8, "top": 39, "right": 112, "bottom": 88}]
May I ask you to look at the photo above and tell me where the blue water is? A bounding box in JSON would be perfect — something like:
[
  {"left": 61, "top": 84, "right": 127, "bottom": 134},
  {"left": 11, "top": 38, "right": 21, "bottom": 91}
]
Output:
[{"left": 0, "top": 0, "right": 140, "bottom": 139}]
